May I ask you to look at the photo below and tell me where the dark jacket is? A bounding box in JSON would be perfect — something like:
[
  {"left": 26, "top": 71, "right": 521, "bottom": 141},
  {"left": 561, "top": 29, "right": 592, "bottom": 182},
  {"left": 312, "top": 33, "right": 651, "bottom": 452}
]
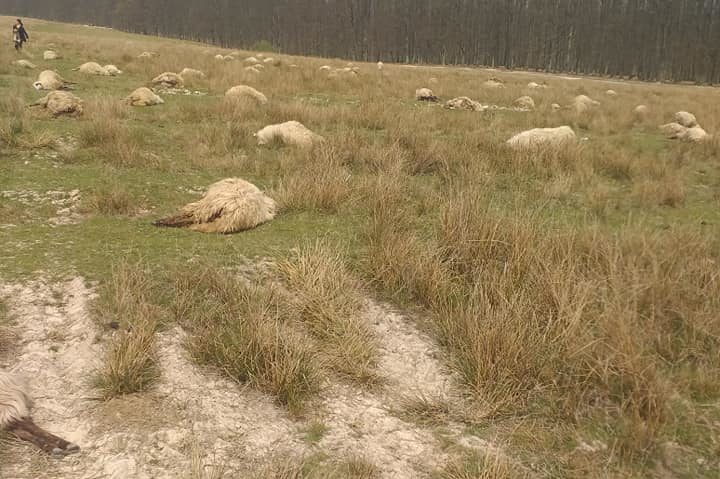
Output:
[{"left": 14, "top": 25, "right": 28, "bottom": 43}]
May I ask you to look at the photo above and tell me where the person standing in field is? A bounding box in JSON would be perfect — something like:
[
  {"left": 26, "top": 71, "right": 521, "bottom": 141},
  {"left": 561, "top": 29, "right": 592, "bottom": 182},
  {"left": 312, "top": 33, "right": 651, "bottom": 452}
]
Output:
[{"left": 13, "top": 19, "right": 29, "bottom": 51}]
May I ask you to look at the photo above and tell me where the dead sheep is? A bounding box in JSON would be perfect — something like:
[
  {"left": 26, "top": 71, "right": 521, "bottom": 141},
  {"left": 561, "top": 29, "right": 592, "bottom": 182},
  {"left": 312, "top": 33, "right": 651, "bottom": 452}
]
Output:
[
  {"left": 551, "top": 103, "right": 562, "bottom": 111},
  {"left": 377, "top": 61, "right": 384, "bottom": 71},
  {"left": 14, "top": 59, "right": 36, "bottom": 69},
  {"left": 527, "top": 81, "right": 548, "bottom": 89},
  {"left": 318, "top": 65, "right": 332, "bottom": 72},
  {"left": 483, "top": 77, "right": 505, "bottom": 89},
  {"left": 513, "top": 96, "right": 536, "bottom": 110},
  {"left": 30, "top": 90, "right": 83, "bottom": 117},
  {"left": 445, "top": 97, "right": 484, "bottom": 111},
  {"left": 660, "top": 122, "right": 708, "bottom": 142},
  {"left": 214, "top": 54, "right": 225, "bottom": 61},
  {"left": 138, "top": 51, "right": 157, "bottom": 59},
  {"left": 244, "top": 56, "right": 260, "bottom": 64},
  {"left": 0, "top": 370, "right": 80, "bottom": 456},
  {"left": 416, "top": 88, "right": 439, "bottom": 102},
  {"left": 633, "top": 105, "right": 649, "bottom": 119},
  {"left": 225, "top": 85, "right": 268, "bottom": 105},
  {"left": 33, "top": 70, "right": 74, "bottom": 90},
  {"left": 152, "top": 72, "right": 184, "bottom": 88},
  {"left": 573, "top": 94, "right": 600, "bottom": 114},
  {"left": 506, "top": 126, "right": 576, "bottom": 150},
  {"left": 263, "top": 57, "right": 277, "bottom": 64},
  {"left": 126, "top": 87, "right": 164, "bottom": 106},
  {"left": 255, "top": 121, "right": 324, "bottom": 148},
  {"left": 605, "top": 89, "right": 618, "bottom": 97},
  {"left": 180, "top": 67, "right": 205, "bottom": 79},
  {"left": 223, "top": 55, "right": 234, "bottom": 61},
  {"left": 674, "top": 111, "right": 698, "bottom": 128},
  {"left": 153, "top": 178, "right": 276, "bottom": 234},
  {"left": 104, "top": 65, "right": 123, "bottom": 76},
  {"left": 74, "top": 62, "right": 110, "bottom": 75},
  {"left": 43, "top": 50, "right": 58, "bottom": 60}
]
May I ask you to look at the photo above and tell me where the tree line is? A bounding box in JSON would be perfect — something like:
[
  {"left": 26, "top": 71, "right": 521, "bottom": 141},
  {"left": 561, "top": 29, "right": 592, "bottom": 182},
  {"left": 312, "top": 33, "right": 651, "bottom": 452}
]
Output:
[{"left": 2, "top": 0, "right": 720, "bottom": 83}]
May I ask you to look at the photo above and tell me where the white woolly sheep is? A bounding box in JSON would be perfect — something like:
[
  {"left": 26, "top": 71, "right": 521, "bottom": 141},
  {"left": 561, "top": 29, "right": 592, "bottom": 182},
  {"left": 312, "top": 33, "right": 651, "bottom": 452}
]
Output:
[
  {"left": 0, "top": 370, "right": 79, "bottom": 455},
  {"left": 14, "top": 59, "right": 36, "bottom": 69},
  {"left": 528, "top": 81, "right": 548, "bottom": 89},
  {"left": 506, "top": 126, "right": 576, "bottom": 150},
  {"left": 138, "top": 51, "right": 157, "bottom": 59},
  {"left": 255, "top": 121, "right": 324, "bottom": 149},
  {"left": 244, "top": 56, "right": 260, "bottom": 64},
  {"left": 659, "top": 122, "right": 688, "bottom": 139},
  {"left": 483, "top": 77, "right": 505, "bottom": 89},
  {"left": 33, "top": 70, "right": 74, "bottom": 90},
  {"left": 152, "top": 72, "right": 184, "bottom": 88},
  {"left": 30, "top": 90, "right": 83, "bottom": 117},
  {"left": 605, "top": 89, "right": 618, "bottom": 97},
  {"left": 75, "top": 62, "right": 109, "bottom": 75},
  {"left": 263, "top": 57, "right": 275, "bottom": 64},
  {"left": 214, "top": 54, "right": 225, "bottom": 61},
  {"left": 104, "top": 65, "right": 123, "bottom": 76},
  {"left": 633, "top": 105, "right": 649, "bottom": 119},
  {"left": 43, "top": 50, "right": 58, "bottom": 60},
  {"left": 319, "top": 65, "right": 332, "bottom": 72},
  {"left": 573, "top": 94, "right": 600, "bottom": 114},
  {"left": 154, "top": 178, "right": 276, "bottom": 234},
  {"left": 126, "top": 87, "right": 164, "bottom": 106},
  {"left": 660, "top": 122, "right": 708, "bottom": 142},
  {"left": 445, "top": 97, "right": 484, "bottom": 111},
  {"left": 416, "top": 88, "right": 439, "bottom": 102},
  {"left": 682, "top": 126, "right": 709, "bottom": 142},
  {"left": 377, "top": 61, "right": 384, "bottom": 71},
  {"left": 180, "top": 68, "right": 205, "bottom": 79},
  {"left": 513, "top": 96, "right": 536, "bottom": 110},
  {"left": 674, "top": 111, "right": 698, "bottom": 128},
  {"left": 225, "top": 85, "right": 268, "bottom": 105}
]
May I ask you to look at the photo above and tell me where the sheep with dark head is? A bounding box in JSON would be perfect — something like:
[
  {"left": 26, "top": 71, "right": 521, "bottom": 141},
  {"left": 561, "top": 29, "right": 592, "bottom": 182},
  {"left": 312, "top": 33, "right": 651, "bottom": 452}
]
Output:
[
  {"left": 0, "top": 370, "right": 79, "bottom": 456},
  {"left": 154, "top": 178, "right": 276, "bottom": 234}
]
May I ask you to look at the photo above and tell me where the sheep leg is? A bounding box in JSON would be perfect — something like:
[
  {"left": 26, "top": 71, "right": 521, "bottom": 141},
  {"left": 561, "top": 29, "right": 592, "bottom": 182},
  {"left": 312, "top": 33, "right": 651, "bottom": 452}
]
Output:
[{"left": 7, "top": 418, "right": 79, "bottom": 456}]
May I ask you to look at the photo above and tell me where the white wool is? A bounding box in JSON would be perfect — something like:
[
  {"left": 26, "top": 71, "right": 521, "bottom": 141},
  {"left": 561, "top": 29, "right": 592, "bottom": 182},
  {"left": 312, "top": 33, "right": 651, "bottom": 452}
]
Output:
[
  {"left": 674, "top": 111, "right": 698, "bottom": 128},
  {"left": 633, "top": 105, "right": 649, "bottom": 118},
  {"left": 573, "top": 94, "right": 600, "bottom": 113},
  {"left": 527, "top": 81, "right": 547, "bottom": 89},
  {"left": 445, "top": 97, "right": 484, "bottom": 111},
  {"left": 34, "top": 70, "right": 69, "bottom": 90},
  {"left": 104, "top": 65, "right": 123, "bottom": 76},
  {"left": 126, "top": 87, "right": 164, "bottom": 106},
  {"left": 244, "top": 56, "right": 260, "bottom": 64},
  {"left": 377, "top": 61, "right": 384, "bottom": 71},
  {"left": 682, "top": 126, "right": 709, "bottom": 142},
  {"left": 319, "top": 65, "right": 332, "bottom": 72},
  {"left": 0, "top": 370, "right": 32, "bottom": 429},
  {"left": 152, "top": 72, "right": 184, "bottom": 88},
  {"left": 415, "top": 88, "right": 437, "bottom": 101},
  {"left": 223, "top": 55, "right": 234, "bottom": 61},
  {"left": 179, "top": 178, "right": 277, "bottom": 234},
  {"left": 506, "top": 126, "right": 576, "bottom": 149},
  {"left": 180, "top": 68, "right": 205, "bottom": 79},
  {"left": 244, "top": 66, "right": 262, "bottom": 74},
  {"left": 256, "top": 53, "right": 265, "bottom": 59},
  {"left": 263, "top": 57, "right": 275, "bottom": 64},
  {"left": 605, "top": 89, "right": 618, "bottom": 96},
  {"left": 551, "top": 103, "right": 562, "bottom": 111},
  {"left": 483, "top": 78, "right": 504, "bottom": 89},
  {"left": 214, "top": 54, "right": 225, "bottom": 61},
  {"left": 43, "top": 50, "right": 58, "bottom": 60},
  {"left": 138, "top": 51, "right": 157, "bottom": 59},
  {"left": 513, "top": 95, "right": 536, "bottom": 110},
  {"left": 660, "top": 122, "right": 687, "bottom": 139},
  {"left": 225, "top": 85, "right": 268, "bottom": 104},
  {"left": 255, "top": 121, "right": 324, "bottom": 149},
  {"left": 32, "top": 91, "right": 83, "bottom": 117},
  {"left": 14, "top": 59, "right": 36, "bottom": 69},
  {"left": 77, "top": 62, "right": 110, "bottom": 75}
]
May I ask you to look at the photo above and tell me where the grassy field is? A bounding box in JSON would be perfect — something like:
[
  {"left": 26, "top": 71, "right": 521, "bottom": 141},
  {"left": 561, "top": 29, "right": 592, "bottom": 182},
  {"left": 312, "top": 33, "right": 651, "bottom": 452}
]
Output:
[{"left": 1, "top": 16, "right": 719, "bottom": 478}]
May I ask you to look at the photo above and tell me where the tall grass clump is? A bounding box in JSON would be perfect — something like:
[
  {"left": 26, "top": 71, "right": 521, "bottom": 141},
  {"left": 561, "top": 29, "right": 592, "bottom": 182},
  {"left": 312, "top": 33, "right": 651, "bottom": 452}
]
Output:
[
  {"left": 278, "top": 241, "right": 378, "bottom": 384},
  {"left": 171, "top": 267, "right": 322, "bottom": 414},
  {"left": 94, "top": 263, "right": 162, "bottom": 399}
]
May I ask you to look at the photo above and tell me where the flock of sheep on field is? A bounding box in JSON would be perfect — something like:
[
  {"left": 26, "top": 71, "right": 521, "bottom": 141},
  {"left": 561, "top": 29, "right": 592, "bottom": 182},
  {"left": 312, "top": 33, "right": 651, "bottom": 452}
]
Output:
[{"left": 1, "top": 46, "right": 713, "bottom": 459}]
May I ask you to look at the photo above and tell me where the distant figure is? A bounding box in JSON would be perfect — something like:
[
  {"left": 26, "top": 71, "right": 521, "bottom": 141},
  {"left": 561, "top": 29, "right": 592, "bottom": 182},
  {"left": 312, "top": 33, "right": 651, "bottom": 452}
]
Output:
[{"left": 13, "top": 19, "right": 29, "bottom": 51}]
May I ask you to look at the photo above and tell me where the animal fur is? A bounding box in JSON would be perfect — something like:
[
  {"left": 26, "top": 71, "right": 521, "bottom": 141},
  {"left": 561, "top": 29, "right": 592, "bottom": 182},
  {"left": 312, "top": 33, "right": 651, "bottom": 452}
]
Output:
[
  {"left": 506, "top": 126, "right": 576, "bottom": 149},
  {"left": 0, "top": 370, "right": 79, "bottom": 455},
  {"left": 415, "top": 88, "right": 438, "bottom": 102},
  {"left": 14, "top": 59, "right": 36, "bottom": 69},
  {"left": 43, "top": 50, "right": 58, "bottom": 60},
  {"left": 74, "top": 62, "right": 110, "bottom": 75},
  {"left": 255, "top": 121, "right": 324, "bottom": 148},
  {"left": 33, "top": 70, "right": 74, "bottom": 91},
  {"left": 126, "top": 87, "right": 164, "bottom": 107},
  {"left": 572, "top": 95, "right": 600, "bottom": 114},
  {"left": 151, "top": 72, "right": 184, "bottom": 88},
  {"left": 513, "top": 95, "right": 536, "bottom": 110},
  {"left": 225, "top": 85, "right": 268, "bottom": 105},
  {"left": 445, "top": 96, "right": 484, "bottom": 111},
  {"left": 154, "top": 178, "right": 277, "bottom": 234},
  {"left": 674, "top": 111, "right": 698, "bottom": 128},
  {"left": 30, "top": 91, "right": 83, "bottom": 117}
]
